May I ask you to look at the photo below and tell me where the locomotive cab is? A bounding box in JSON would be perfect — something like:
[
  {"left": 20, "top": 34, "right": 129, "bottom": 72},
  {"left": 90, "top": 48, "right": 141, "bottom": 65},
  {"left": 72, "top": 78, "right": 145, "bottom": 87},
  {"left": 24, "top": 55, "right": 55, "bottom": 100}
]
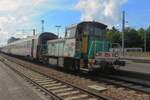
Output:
[
  {"left": 47, "top": 21, "right": 125, "bottom": 71},
  {"left": 65, "top": 22, "right": 110, "bottom": 70},
  {"left": 66, "top": 21, "right": 125, "bottom": 71}
]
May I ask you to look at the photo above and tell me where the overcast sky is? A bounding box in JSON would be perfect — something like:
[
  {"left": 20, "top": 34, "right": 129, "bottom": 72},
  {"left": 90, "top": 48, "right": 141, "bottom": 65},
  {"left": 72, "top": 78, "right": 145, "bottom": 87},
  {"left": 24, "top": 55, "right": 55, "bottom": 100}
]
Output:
[{"left": 0, "top": 0, "right": 150, "bottom": 46}]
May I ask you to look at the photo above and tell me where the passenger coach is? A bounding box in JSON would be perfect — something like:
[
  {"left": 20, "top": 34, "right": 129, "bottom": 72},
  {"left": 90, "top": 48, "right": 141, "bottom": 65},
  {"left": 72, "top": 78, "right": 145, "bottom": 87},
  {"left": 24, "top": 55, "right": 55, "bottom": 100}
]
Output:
[{"left": 1, "top": 32, "right": 57, "bottom": 60}]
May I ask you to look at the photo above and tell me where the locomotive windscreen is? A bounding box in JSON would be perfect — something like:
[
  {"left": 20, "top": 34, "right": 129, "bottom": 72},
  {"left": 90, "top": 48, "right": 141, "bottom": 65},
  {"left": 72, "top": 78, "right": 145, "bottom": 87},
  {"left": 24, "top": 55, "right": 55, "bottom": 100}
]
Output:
[{"left": 79, "top": 22, "right": 106, "bottom": 36}]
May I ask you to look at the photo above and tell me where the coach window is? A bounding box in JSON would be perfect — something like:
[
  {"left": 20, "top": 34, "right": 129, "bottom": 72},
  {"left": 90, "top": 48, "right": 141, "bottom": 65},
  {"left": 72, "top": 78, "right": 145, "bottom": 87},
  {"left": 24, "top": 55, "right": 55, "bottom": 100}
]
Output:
[
  {"left": 27, "top": 41, "right": 30, "bottom": 48},
  {"left": 24, "top": 42, "right": 26, "bottom": 48},
  {"left": 29, "top": 41, "right": 31, "bottom": 48}
]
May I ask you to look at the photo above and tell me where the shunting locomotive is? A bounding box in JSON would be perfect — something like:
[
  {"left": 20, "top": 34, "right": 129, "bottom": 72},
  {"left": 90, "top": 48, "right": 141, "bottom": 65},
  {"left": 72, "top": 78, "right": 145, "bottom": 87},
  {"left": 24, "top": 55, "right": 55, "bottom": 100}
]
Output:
[{"left": 45, "top": 21, "right": 125, "bottom": 71}]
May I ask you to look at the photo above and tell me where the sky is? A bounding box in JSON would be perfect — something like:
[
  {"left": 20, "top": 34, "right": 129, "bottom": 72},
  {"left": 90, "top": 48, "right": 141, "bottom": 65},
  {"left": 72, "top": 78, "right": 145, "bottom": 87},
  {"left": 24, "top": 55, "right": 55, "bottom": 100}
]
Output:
[{"left": 0, "top": 0, "right": 150, "bottom": 46}]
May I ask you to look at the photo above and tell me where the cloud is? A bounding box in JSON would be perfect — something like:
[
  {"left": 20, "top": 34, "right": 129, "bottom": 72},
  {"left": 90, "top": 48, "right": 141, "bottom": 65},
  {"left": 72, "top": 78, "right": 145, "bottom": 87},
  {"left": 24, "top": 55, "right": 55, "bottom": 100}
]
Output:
[
  {"left": 75, "top": 0, "right": 127, "bottom": 26},
  {"left": 0, "top": 0, "right": 63, "bottom": 46},
  {"left": 0, "top": 0, "right": 127, "bottom": 46}
]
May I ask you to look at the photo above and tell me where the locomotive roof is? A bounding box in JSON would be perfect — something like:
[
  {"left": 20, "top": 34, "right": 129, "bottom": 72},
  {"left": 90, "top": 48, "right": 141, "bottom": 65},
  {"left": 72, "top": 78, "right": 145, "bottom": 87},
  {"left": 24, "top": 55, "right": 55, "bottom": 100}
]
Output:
[
  {"left": 67, "top": 21, "right": 107, "bottom": 29},
  {"left": 79, "top": 21, "right": 107, "bottom": 29}
]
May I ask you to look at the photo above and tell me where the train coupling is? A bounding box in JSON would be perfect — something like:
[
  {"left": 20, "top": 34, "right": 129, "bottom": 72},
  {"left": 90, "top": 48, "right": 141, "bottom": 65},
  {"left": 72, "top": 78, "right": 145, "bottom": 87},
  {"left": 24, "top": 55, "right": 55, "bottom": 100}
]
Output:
[{"left": 113, "top": 59, "right": 126, "bottom": 66}]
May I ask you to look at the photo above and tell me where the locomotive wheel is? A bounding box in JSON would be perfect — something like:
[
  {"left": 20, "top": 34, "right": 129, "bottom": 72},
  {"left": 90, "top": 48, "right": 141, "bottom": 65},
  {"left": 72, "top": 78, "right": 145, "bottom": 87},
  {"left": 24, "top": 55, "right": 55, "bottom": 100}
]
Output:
[
  {"left": 74, "top": 60, "right": 80, "bottom": 72},
  {"left": 99, "top": 61, "right": 114, "bottom": 74}
]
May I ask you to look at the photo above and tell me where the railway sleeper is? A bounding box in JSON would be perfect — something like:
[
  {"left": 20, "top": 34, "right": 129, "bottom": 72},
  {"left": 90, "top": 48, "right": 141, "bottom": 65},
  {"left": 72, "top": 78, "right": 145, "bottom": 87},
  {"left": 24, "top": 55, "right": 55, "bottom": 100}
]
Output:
[
  {"left": 64, "top": 94, "right": 88, "bottom": 100},
  {"left": 57, "top": 91, "right": 80, "bottom": 97},
  {"left": 51, "top": 88, "right": 74, "bottom": 93},
  {"left": 43, "top": 83, "right": 62, "bottom": 88},
  {"left": 47, "top": 85, "right": 67, "bottom": 90},
  {"left": 38, "top": 81, "right": 57, "bottom": 85}
]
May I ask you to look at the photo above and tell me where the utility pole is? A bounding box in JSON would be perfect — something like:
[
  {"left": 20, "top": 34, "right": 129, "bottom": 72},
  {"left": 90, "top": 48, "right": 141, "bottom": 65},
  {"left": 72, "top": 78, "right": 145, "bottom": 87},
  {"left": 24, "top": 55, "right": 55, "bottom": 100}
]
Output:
[
  {"left": 22, "top": 29, "right": 25, "bottom": 34},
  {"left": 144, "top": 32, "right": 147, "bottom": 52},
  {"left": 122, "top": 11, "right": 125, "bottom": 56},
  {"left": 33, "top": 29, "right": 36, "bottom": 36},
  {"left": 55, "top": 25, "right": 61, "bottom": 38},
  {"left": 41, "top": 20, "right": 44, "bottom": 33}
]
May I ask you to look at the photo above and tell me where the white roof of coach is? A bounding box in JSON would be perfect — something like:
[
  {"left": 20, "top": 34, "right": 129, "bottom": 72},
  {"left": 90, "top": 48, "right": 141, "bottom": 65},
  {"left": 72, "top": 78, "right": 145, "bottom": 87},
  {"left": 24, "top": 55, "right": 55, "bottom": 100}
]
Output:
[
  {"left": 47, "top": 38, "right": 64, "bottom": 43},
  {"left": 7, "top": 33, "right": 41, "bottom": 46}
]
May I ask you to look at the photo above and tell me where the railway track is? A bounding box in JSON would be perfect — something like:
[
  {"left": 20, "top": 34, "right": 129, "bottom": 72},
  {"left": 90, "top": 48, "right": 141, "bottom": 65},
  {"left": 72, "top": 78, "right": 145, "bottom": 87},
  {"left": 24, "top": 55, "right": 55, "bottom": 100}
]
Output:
[
  {"left": 96, "top": 74, "right": 150, "bottom": 94},
  {"left": 0, "top": 54, "right": 149, "bottom": 99},
  {"left": 0, "top": 56, "right": 109, "bottom": 100}
]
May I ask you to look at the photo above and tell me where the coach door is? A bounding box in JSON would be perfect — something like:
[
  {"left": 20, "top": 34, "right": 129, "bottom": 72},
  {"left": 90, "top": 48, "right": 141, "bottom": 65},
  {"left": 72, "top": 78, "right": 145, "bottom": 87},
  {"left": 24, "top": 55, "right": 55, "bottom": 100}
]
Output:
[{"left": 31, "top": 39, "right": 34, "bottom": 58}]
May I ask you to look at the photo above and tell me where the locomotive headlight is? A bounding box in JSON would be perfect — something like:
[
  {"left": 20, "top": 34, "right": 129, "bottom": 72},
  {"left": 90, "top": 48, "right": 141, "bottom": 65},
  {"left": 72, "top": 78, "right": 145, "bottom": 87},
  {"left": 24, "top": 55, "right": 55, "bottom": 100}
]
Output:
[
  {"left": 88, "top": 59, "right": 95, "bottom": 65},
  {"left": 113, "top": 52, "right": 118, "bottom": 57},
  {"left": 115, "top": 53, "right": 119, "bottom": 57}
]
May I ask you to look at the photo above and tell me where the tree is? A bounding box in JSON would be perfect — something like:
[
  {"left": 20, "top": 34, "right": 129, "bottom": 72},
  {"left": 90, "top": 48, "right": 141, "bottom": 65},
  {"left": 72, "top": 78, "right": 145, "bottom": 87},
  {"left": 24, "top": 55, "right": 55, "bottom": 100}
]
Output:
[
  {"left": 124, "top": 27, "right": 142, "bottom": 48},
  {"left": 106, "top": 27, "right": 121, "bottom": 44},
  {"left": 138, "top": 28, "right": 145, "bottom": 40},
  {"left": 145, "top": 27, "right": 150, "bottom": 51},
  {"left": 137, "top": 28, "right": 145, "bottom": 49},
  {"left": 106, "top": 26, "right": 150, "bottom": 51}
]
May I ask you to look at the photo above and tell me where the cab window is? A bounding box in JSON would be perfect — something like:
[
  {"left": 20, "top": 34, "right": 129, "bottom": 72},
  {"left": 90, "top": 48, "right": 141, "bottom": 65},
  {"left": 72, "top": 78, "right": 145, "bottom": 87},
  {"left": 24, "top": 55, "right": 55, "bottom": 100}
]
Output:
[{"left": 66, "top": 27, "right": 76, "bottom": 38}]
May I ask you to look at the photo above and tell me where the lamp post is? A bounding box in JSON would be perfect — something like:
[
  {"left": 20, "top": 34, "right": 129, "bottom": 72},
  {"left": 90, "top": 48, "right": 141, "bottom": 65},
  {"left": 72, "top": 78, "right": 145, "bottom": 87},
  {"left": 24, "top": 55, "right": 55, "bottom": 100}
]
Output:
[
  {"left": 122, "top": 11, "right": 125, "bottom": 56},
  {"left": 33, "top": 29, "right": 36, "bottom": 36},
  {"left": 55, "top": 25, "right": 61, "bottom": 59},
  {"left": 55, "top": 25, "right": 61, "bottom": 38},
  {"left": 41, "top": 20, "right": 44, "bottom": 33}
]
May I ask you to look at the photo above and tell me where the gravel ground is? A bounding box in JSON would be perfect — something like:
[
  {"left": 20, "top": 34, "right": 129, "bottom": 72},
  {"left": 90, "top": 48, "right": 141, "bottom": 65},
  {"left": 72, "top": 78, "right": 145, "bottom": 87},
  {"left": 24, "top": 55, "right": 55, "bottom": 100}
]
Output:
[{"left": 1, "top": 54, "right": 150, "bottom": 100}]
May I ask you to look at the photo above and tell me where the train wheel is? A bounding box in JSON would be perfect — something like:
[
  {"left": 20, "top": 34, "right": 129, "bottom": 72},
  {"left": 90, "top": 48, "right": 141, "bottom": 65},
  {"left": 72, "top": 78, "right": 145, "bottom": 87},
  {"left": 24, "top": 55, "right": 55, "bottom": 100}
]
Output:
[
  {"left": 74, "top": 60, "right": 80, "bottom": 72},
  {"left": 99, "top": 61, "right": 114, "bottom": 74},
  {"left": 114, "top": 65, "right": 121, "bottom": 70}
]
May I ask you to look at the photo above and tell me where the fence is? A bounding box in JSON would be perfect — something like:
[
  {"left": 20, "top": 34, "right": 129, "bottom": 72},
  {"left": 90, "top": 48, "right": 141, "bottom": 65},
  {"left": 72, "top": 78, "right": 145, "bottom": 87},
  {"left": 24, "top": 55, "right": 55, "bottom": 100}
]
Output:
[{"left": 124, "top": 52, "right": 150, "bottom": 57}]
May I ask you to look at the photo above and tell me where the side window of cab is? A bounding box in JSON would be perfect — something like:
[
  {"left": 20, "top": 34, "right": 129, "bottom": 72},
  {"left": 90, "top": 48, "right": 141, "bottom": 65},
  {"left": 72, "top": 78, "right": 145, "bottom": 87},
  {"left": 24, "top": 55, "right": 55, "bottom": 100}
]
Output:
[{"left": 66, "top": 27, "right": 76, "bottom": 38}]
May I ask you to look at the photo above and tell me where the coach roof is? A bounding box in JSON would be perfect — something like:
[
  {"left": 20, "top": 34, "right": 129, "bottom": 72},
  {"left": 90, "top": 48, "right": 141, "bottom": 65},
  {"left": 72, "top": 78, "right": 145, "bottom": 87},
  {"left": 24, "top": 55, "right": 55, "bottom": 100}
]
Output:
[{"left": 7, "top": 32, "right": 57, "bottom": 46}]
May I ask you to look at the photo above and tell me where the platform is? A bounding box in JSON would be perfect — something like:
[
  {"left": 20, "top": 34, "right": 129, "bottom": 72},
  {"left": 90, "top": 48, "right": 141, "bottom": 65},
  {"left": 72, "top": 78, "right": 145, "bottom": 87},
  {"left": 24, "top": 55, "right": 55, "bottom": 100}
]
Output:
[
  {"left": 122, "top": 56, "right": 150, "bottom": 63},
  {"left": 0, "top": 61, "right": 48, "bottom": 100},
  {"left": 120, "top": 61, "right": 150, "bottom": 74}
]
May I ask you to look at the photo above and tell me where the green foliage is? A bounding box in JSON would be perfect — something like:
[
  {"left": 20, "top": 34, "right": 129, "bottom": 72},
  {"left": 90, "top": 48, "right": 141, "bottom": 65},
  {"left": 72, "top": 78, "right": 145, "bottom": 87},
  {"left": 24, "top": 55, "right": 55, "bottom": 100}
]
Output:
[
  {"left": 106, "top": 26, "right": 150, "bottom": 51},
  {"left": 145, "top": 27, "right": 150, "bottom": 50},
  {"left": 106, "top": 27, "right": 121, "bottom": 44},
  {"left": 124, "top": 27, "right": 142, "bottom": 48},
  {"left": 138, "top": 28, "right": 145, "bottom": 40}
]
